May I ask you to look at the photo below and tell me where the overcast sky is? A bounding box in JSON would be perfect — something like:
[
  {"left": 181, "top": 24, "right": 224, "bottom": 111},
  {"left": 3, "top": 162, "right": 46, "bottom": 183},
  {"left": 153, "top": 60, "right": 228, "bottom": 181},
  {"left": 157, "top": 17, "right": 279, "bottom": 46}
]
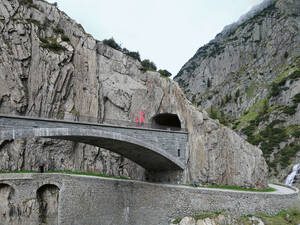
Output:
[{"left": 46, "top": 0, "right": 264, "bottom": 77}]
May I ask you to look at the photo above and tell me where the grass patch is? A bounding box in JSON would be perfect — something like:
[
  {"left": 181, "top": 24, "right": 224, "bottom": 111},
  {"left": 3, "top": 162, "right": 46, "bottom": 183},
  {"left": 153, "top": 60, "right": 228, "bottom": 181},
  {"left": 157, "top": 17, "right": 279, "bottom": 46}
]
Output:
[
  {"left": 0, "top": 170, "right": 38, "bottom": 174},
  {"left": 258, "top": 208, "right": 300, "bottom": 225},
  {"left": 171, "top": 218, "right": 181, "bottom": 224},
  {"left": 236, "top": 98, "right": 268, "bottom": 130},
  {"left": 270, "top": 68, "right": 300, "bottom": 97},
  {"left": 172, "top": 212, "right": 220, "bottom": 224},
  {"left": 173, "top": 208, "right": 300, "bottom": 225},
  {"left": 40, "top": 38, "right": 67, "bottom": 54}
]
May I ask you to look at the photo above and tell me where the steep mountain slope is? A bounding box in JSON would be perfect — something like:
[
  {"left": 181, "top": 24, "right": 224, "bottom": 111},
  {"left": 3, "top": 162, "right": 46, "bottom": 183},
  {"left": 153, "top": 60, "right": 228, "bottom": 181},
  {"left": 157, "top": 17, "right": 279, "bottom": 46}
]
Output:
[
  {"left": 174, "top": 0, "right": 300, "bottom": 180},
  {"left": 0, "top": 0, "right": 267, "bottom": 188}
]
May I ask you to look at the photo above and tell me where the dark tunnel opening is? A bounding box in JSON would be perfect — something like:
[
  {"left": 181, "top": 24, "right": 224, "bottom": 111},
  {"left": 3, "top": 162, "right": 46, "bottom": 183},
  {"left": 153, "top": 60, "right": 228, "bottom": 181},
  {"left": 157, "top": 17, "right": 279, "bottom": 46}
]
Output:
[{"left": 151, "top": 113, "right": 181, "bottom": 131}]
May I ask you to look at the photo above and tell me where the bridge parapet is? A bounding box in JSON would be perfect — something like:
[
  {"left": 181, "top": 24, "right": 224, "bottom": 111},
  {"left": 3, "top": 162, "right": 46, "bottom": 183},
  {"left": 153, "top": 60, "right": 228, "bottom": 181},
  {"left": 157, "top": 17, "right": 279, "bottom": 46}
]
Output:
[{"left": 0, "top": 107, "right": 187, "bottom": 132}]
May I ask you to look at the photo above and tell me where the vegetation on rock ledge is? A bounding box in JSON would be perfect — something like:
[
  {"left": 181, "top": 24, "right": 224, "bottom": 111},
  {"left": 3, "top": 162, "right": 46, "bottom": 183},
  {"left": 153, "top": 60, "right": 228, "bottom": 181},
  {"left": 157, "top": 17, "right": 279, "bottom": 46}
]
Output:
[
  {"left": 172, "top": 208, "right": 300, "bottom": 225},
  {"left": 102, "top": 37, "right": 172, "bottom": 76}
]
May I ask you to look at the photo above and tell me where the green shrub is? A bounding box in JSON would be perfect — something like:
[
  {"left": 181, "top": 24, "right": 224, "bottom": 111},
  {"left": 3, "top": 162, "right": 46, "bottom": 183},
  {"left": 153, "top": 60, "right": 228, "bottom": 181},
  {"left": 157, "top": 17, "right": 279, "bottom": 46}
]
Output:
[
  {"left": 284, "top": 51, "right": 289, "bottom": 58},
  {"left": 158, "top": 69, "right": 172, "bottom": 77},
  {"left": 234, "top": 89, "right": 240, "bottom": 102},
  {"left": 269, "top": 71, "right": 299, "bottom": 97},
  {"left": 209, "top": 106, "right": 218, "bottom": 120},
  {"left": 54, "top": 27, "right": 64, "bottom": 34},
  {"left": 278, "top": 78, "right": 287, "bottom": 86},
  {"left": 279, "top": 143, "right": 300, "bottom": 168},
  {"left": 126, "top": 51, "right": 141, "bottom": 61},
  {"left": 122, "top": 48, "right": 141, "bottom": 61},
  {"left": 103, "top": 38, "right": 122, "bottom": 51},
  {"left": 242, "top": 121, "right": 256, "bottom": 137},
  {"left": 247, "top": 134, "right": 263, "bottom": 146},
  {"left": 260, "top": 126, "right": 288, "bottom": 157},
  {"left": 207, "top": 78, "right": 211, "bottom": 87},
  {"left": 39, "top": 36, "right": 48, "bottom": 44},
  {"left": 268, "top": 119, "right": 286, "bottom": 127},
  {"left": 61, "top": 34, "right": 70, "bottom": 42},
  {"left": 243, "top": 117, "right": 288, "bottom": 159},
  {"left": 289, "top": 70, "right": 300, "bottom": 80},
  {"left": 293, "top": 93, "right": 300, "bottom": 104},
  {"left": 282, "top": 105, "right": 297, "bottom": 115},
  {"left": 225, "top": 93, "right": 232, "bottom": 103},
  {"left": 41, "top": 41, "right": 66, "bottom": 53},
  {"left": 208, "top": 43, "right": 225, "bottom": 57},
  {"left": 19, "top": 0, "right": 33, "bottom": 4},
  {"left": 292, "top": 129, "right": 300, "bottom": 138},
  {"left": 219, "top": 114, "right": 229, "bottom": 126},
  {"left": 141, "top": 59, "right": 157, "bottom": 71},
  {"left": 270, "top": 84, "right": 281, "bottom": 97}
]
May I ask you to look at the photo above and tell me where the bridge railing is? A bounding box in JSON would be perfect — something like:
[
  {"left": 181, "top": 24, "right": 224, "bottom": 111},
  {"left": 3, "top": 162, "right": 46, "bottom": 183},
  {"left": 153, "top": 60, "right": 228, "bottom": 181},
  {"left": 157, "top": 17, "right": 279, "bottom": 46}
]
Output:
[{"left": 0, "top": 107, "right": 188, "bottom": 132}]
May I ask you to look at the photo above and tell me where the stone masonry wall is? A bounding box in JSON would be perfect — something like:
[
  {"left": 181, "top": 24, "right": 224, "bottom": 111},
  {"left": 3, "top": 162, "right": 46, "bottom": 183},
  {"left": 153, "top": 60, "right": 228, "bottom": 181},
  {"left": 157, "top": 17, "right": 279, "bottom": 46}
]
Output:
[{"left": 0, "top": 174, "right": 298, "bottom": 225}]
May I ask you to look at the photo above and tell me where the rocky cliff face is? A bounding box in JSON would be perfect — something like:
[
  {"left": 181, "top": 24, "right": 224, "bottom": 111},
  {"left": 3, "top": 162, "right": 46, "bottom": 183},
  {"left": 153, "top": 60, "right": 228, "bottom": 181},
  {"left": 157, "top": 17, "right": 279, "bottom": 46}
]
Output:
[
  {"left": 174, "top": 0, "right": 300, "bottom": 181},
  {"left": 0, "top": 0, "right": 267, "bottom": 188}
]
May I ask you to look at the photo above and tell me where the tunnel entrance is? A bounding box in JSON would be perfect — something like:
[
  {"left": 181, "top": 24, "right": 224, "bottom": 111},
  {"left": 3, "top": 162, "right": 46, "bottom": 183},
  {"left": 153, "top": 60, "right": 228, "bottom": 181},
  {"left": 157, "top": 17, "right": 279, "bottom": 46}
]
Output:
[{"left": 151, "top": 113, "right": 181, "bottom": 131}]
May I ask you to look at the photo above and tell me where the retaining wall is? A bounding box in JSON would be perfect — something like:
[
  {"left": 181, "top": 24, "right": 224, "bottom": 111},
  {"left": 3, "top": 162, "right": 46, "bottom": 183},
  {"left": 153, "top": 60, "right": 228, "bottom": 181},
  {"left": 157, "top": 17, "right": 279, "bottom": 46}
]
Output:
[{"left": 0, "top": 173, "right": 298, "bottom": 225}]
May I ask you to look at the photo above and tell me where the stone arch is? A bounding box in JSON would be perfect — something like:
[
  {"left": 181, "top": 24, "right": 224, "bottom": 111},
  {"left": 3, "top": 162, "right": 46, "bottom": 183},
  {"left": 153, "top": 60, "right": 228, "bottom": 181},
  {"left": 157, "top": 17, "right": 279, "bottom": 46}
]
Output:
[
  {"left": 0, "top": 128, "right": 184, "bottom": 170},
  {"left": 37, "top": 184, "right": 60, "bottom": 225},
  {"left": 0, "top": 183, "right": 16, "bottom": 222},
  {"left": 151, "top": 113, "right": 181, "bottom": 130}
]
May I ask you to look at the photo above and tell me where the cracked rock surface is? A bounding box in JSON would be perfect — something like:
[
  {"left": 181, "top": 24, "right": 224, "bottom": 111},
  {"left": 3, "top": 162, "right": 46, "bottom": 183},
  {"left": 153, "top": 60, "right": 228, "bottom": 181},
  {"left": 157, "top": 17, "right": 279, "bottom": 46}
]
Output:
[
  {"left": 175, "top": 0, "right": 300, "bottom": 181},
  {"left": 0, "top": 0, "right": 267, "bottom": 188}
]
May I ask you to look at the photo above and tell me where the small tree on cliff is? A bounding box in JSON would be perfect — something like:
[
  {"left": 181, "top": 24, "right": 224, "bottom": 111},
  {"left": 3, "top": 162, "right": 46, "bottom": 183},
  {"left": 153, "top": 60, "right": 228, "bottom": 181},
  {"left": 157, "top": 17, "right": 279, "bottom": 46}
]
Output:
[
  {"left": 141, "top": 59, "right": 157, "bottom": 71},
  {"left": 158, "top": 69, "right": 172, "bottom": 77}
]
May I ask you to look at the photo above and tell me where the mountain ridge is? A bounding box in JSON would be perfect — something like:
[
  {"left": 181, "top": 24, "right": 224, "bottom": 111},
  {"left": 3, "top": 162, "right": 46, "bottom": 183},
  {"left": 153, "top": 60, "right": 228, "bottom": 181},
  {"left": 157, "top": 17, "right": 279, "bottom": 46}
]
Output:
[{"left": 174, "top": 0, "right": 300, "bottom": 180}]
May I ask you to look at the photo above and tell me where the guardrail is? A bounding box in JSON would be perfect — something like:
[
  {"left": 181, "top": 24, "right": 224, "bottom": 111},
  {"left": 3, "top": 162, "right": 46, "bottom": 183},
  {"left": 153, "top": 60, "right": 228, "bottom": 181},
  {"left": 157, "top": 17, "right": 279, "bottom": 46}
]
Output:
[{"left": 0, "top": 107, "right": 187, "bottom": 132}]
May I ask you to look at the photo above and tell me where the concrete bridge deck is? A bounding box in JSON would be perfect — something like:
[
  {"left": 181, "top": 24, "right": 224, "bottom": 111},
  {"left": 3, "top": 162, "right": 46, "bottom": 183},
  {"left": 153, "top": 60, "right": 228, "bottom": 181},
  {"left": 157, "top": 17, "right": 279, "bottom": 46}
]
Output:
[{"left": 0, "top": 114, "right": 188, "bottom": 171}]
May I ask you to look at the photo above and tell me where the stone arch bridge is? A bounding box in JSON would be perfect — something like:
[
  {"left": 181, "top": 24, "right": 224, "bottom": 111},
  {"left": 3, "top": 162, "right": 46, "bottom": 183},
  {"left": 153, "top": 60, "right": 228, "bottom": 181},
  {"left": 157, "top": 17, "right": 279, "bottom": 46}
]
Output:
[{"left": 0, "top": 115, "right": 188, "bottom": 174}]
